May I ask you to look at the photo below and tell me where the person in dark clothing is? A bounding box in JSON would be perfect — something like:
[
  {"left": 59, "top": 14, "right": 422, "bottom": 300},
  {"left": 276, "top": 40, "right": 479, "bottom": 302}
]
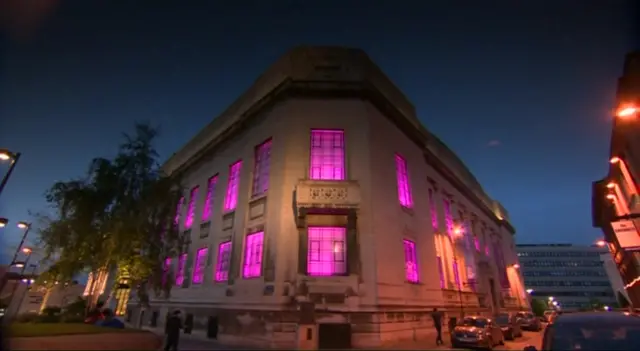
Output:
[
  {"left": 164, "top": 310, "right": 183, "bottom": 351},
  {"left": 430, "top": 308, "right": 444, "bottom": 345}
]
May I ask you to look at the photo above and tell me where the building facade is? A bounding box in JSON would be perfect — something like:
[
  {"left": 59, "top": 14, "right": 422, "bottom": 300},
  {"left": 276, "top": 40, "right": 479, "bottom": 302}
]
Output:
[
  {"left": 517, "top": 244, "right": 616, "bottom": 311},
  {"left": 592, "top": 51, "right": 640, "bottom": 308},
  {"left": 601, "top": 253, "right": 631, "bottom": 305},
  {"left": 127, "top": 46, "right": 524, "bottom": 348}
]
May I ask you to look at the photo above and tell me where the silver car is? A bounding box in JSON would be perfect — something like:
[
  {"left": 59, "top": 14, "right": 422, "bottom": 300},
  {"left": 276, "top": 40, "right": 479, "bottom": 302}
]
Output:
[{"left": 451, "top": 316, "right": 505, "bottom": 350}]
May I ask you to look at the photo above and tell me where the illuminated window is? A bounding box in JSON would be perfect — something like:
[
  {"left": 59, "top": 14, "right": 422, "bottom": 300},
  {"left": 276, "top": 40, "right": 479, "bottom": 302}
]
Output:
[
  {"left": 224, "top": 161, "right": 243, "bottom": 211},
  {"left": 307, "top": 227, "right": 347, "bottom": 276},
  {"left": 192, "top": 247, "right": 208, "bottom": 284},
  {"left": 114, "top": 280, "right": 131, "bottom": 316},
  {"left": 162, "top": 257, "right": 171, "bottom": 286},
  {"left": 174, "top": 196, "right": 184, "bottom": 226},
  {"left": 453, "top": 259, "right": 461, "bottom": 288},
  {"left": 429, "top": 188, "right": 438, "bottom": 231},
  {"left": 443, "top": 199, "right": 454, "bottom": 237},
  {"left": 175, "top": 253, "right": 187, "bottom": 286},
  {"left": 436, "top": 256, "right": 445, "bottom": 288},
  {"left": 184, "top": 186, "right": 199, "bottom": 228},
  {"left": 252, "top": 139, "right": 272, "bottom": 196},
  {"left": 215, "top": 241, "right": 232, "bottom": 282},
  {"left": 309, "top": 130, "right": 345, "bottom": 180},
  {"left": 201, "top": 175, "right": 218, "bottom": 220},
  {"left": 403, "top": 239, "right": 419, "bottom": 283},
  {"left": 395, "top": 155, "right": 413, "bottom": 208},
  {"left": 242, "top": 232, "right": 264, "bottom": 278}
]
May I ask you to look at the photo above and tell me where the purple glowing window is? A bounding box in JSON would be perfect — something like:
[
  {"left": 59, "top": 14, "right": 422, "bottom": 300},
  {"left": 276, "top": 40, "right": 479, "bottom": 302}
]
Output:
[
  {"left": 201, "top": 175, "right": 218, "bottom": 220},
  {"left": 215, "top": 241, "right": 232, "bottom": 282},
  {"left": 174, "top": 196, "right": 185, "bottom": 226},
  {"left": 162, "top": 257, "right": 171, "bottom": 286},
  {"left": 436, "top": 256, "right": 445, "bottom": 288},
  {"left": 242, "top": 232, "right": 264, "bottom": 278},
  {"left": 443, "top": 199, "right": 454, "bottom": 237},
  {"left": 403, "top": 239, "right": 419, "bottom": 283},
  {"left": 395, "top": 155, "right": 413, "bottom": 208},
  {"left": 252, "top": 139, "right": 272, "bottom": 196},
  {"left": 307, "top": 227, "right": 347, "bottom": 276},
  {"left": 452, "top": 259, "right": 461, "bottom": 288},
  {"left": 192, "top": 247, "right": 208, "bottom": 284},
  {"left": 224, "top": 161, "right": 243, "bottom": 211},
  {"left": 429, "top": 188, "right": 438, "bottom": 231},
  {"left": 309, "top": 130, "right": 345, "bottom": 180},
  {"left": 184, "top": 186, "right": 199, "bottom": 228},
  {"left": 175, "top": 253, "right": 187, "bottom": 286}
]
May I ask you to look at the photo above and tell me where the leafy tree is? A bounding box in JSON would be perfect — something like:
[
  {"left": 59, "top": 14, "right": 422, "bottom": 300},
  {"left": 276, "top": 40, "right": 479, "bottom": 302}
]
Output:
[
  {"left": 36, "top": 123, "right": 183, "bottom": 310},
  {"left": 617, "top": 291, "right": 630, "bottom": 308},
  {"left": 530, "top": 298, "right": 547, "bottom": 317}
]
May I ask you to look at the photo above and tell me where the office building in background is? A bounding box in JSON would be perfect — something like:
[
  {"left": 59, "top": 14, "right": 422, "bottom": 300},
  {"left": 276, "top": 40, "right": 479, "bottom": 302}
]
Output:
[
  {"left": 517, "top": 244, "right": 616, "bottom": 311},
  {"left": 124, "top": 46, "right": 525, "bottom": 349},
  {"left": 592, "top": 51, "right": 640, "bottom": 307}
]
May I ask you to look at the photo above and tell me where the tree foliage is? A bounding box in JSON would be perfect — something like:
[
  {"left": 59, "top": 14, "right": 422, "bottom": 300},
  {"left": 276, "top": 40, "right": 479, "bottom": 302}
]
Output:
[
  {"left": 36, "top": 123, "right": 183, "bottom": 303},
  {"left": 530, "top": 298, "right": 547, "bottom": 317}
]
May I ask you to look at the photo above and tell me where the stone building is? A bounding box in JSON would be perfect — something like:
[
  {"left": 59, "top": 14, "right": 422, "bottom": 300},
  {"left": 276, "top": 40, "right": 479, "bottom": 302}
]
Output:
[
  {"left": 127, "top": 46, "right": 524, "bottom": 349},
  {"left": 592, "top": 51, "right": 640, "bottom": 308}
]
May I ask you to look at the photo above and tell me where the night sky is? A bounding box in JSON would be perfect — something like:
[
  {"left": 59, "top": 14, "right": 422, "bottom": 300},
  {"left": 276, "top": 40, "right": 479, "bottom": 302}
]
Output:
[{"left": 0, "top": 1, "right": 637, "bottom": 263}]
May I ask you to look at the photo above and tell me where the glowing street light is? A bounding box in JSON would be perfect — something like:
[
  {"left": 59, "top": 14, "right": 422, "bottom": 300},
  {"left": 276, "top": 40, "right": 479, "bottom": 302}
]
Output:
[
  {"left": 548, "top": 296, "right": 554, "bottom": 301},
  {"left": 17, "top": 221, "right": 30, "bottom": 229},
  {"left": 606, "top": 194, "right": 616, "bottom": 200},
  {"left": 0, "top": 148, "right": 21, "bottom": 199},
  {"left": 513, "top": 264, "right": 520, "bottom": 269},
  {"left": 617, "top": 106, "right": 638, "bottom": 119},
  {"left": 595, "top": 240, "right": 607, "bottom": 247},
  {"left": 607, "top": 182, "right": 616, "bottom": 189},
  {"left": 526, "top": 289, "right": 533, "bottom": 294},
  {"left": 21, "top": 247, "right": 32, "bottom": 254},
  {"left": 0, "top": 217, "right": 7, "bottom": 228}
]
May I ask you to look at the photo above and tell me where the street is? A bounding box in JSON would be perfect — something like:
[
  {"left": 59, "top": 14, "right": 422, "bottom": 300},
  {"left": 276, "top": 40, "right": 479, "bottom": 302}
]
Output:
[{"left": 163, "top": 330, "right": 543, "bottom": 350}]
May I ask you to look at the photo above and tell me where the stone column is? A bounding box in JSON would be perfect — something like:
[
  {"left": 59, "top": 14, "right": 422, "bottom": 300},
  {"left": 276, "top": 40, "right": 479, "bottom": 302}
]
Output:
[
  {"left": 346, "top": 210, "right": 361, "bottom": 279},
  {"left": 297, "top": 208, "right": 308, "bottom": 275}
]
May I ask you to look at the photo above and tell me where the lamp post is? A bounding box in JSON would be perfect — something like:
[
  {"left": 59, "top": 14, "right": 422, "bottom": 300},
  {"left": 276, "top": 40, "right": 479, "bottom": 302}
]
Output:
[
  {"left": 0, "top": 221, "right": 33, "bottom": 295},
  {"left": 512, "top": 264, "right": 524, "bottom": 310},
  {"left": 5, "top": 247, "right": 34, "bottom": 319},
  {"left": 0, "top": 149, "right": 21, "bottom": 199}
]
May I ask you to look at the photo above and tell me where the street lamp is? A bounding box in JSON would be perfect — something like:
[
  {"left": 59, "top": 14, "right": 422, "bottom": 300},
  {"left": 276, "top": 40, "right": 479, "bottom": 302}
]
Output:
[
  {"left": 0, "top": 217, "right": 7, "bottom": 228},
  {"left": 450, "top": 225, "right": 466, "bottom": 317},
  {"left": 617, "top": 105, "right": 637, "bottom": 119},
  {"left": 0, "top": 148, "right": 21, "bottom": 199},
  {"left": 595, "top": 240, "right": 607, "bottom": 248},
  {"left": 526, "top": 289, "right": 533, "bottom": 294}
]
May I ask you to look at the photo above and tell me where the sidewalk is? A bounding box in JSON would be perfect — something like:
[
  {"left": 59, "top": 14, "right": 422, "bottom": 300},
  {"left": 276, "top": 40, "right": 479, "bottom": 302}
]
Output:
[
  {"left": 368, "top": 332, "right": 453, "bottom": 350},
  {"left": 140, "top": 326, "right": 260, "bottom": 350}
]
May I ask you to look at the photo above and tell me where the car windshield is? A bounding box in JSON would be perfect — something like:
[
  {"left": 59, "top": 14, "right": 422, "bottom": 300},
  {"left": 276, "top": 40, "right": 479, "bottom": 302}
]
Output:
[
  {"left": 495, "top": 315, "right": 510, "bottom": 324},
  {"left": 459, "top": 318, "right": 487, "bottom": 328},
  {"left": 550, "top": 325, "right": 640, "bottom": 350}
]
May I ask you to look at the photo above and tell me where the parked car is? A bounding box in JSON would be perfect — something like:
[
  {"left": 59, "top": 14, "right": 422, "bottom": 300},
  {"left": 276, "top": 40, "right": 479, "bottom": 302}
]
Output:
[
  {"left": 451, "top": 316, "right": 504, "bottom": 350},
  {"left": 516, "top": 311, "right": 543, "bottom": 331},
  {"left": 495, "top": 313, "right": 522, "bottom": 340},
  {"left": 524, "top": 312, "right": 640, "bottom": 351}
]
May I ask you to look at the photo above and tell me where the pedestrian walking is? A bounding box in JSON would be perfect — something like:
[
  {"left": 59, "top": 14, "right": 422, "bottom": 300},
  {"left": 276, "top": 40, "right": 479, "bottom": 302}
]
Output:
[
  {"left": 430, "top": 308, "right": 444, "bottom": 345},
  {"left": 164, "top": 310, "right": 183, "bottom": 351}
]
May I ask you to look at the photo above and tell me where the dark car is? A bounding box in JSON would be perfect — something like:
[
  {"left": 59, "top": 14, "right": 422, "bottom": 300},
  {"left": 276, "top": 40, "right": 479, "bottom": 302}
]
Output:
[
  {"left": 495, "top": 313, "right": 522, "bottom": 340},
  {"left": 524, "top": 312, "right": 640, "bottom": 351},
  {"left": 516, "top": 311, "right": 543, "bottom": 331},
  {"left": 452, "top": 316, "right": 504, "bottom": 350}
]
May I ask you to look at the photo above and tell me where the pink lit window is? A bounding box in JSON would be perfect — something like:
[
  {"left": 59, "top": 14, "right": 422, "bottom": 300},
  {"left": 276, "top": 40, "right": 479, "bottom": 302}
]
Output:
[
  {"left": 201, "top": 175, "right": 218, "bottom": 220},
  {"left": 403, "top": 239, "right": 419, "bottom": 283},
  {"left": 474, "top": 235, "right": 480, "bottom": 251},
  {"left": 429, "top": 188, "right": 438, "bottom": 231},
  {"left": 252, "top": 139, "right": 272, "bottom": 196},
  {"left": 395, "top": 155, "right": 413, "bottom": 208},
  {"left": 215, "top": 241, "right": 232, "bottom": 282},
  {"left": 307, "top": 227, "right": 347, "bottom": 276},
  {"left": 224, "top": 161, "right": 243, "bottom": 211},
  {"left": 192, "top": 247, "right": 208, "bottom": 284},
  {"left": 162, "top": 257, "right": 171, "bottom": 286},
  {"left": 242, "top": 232, "right": 264, "bottom": 278},
  {"left": 452, "top": 259, "right": 461, "bottom": 288},
  {"left": 309, "top": 130, "right": 345, "bottom": 180},
  {"left": 184, "top": 186, "right": 199, "bottom": 228},
  {"left": 436, "top": 256, "right": 445, "bottom": 288},
  {"left": 443, "top": 199, "right": 454, "bottom": 237},
  {"left": 174, "top": 196, "right": 185, "bottom": 226},
  {"left": 175, "top": 253, "right": 187, "bottom": 286}
]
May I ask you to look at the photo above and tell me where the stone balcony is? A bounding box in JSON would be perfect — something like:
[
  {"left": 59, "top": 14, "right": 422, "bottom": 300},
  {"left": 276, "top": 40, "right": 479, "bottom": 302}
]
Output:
[{"left": 295, "top": 180, "right": 361, "bottom": 210}]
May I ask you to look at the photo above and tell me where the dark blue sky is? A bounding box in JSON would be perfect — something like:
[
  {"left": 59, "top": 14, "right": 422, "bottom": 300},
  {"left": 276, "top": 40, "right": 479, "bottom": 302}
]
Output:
[{"left": 0, "top": 1, "right": 637, "bottom": 262}]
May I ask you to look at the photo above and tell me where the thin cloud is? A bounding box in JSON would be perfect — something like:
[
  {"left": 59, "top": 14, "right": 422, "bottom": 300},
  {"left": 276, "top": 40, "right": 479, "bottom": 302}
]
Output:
[{"left": 487, "top": 140, "right": 501, "bottom": 147}]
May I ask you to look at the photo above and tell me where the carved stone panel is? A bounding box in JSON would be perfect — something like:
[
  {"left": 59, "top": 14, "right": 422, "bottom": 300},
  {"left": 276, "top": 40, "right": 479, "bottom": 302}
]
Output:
[{"left": 296, "top": 180, "right": 361, "bottom": 209}]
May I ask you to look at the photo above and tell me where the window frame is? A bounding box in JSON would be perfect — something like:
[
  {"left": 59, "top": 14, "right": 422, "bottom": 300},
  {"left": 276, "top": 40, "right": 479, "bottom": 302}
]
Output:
[{"left": 309, "top": 129, "right": 346, "bottom": 181}]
